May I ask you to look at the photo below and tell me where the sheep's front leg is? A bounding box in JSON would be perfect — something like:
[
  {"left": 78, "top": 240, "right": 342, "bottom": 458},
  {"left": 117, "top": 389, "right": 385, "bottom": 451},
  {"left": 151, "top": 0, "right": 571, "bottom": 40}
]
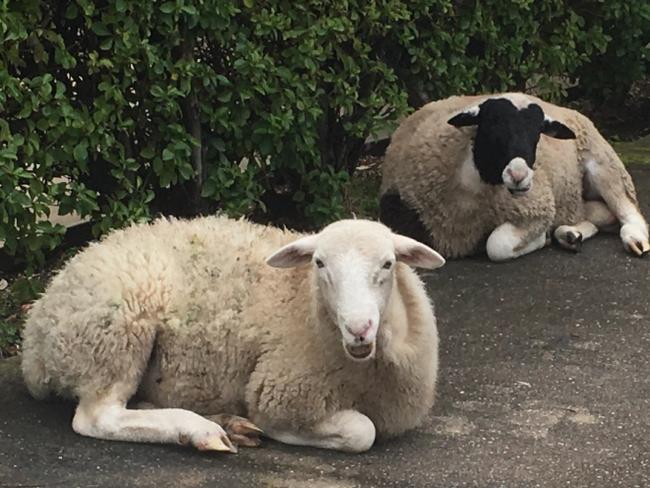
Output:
[
  {"left": 486, "top": 223, "right": 547, "bottom": 261},
  {"left": 262, "top": 410, "right": 376, "bottom": 453},
  {"left": 73, "top": 395, "right": 238, "bottom": 452},
  {"left": 554, "top": 221, "right": 598, "bottom": 252}
]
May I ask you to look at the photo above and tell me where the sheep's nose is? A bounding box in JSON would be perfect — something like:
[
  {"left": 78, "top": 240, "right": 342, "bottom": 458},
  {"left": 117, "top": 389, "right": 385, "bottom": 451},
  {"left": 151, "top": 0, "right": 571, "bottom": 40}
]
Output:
[
  {"left": 346, "top": 320, "right": 373, "bottom": 342},
  {"left": 507, "top": 167, "right": 527, "bottom": 184}
]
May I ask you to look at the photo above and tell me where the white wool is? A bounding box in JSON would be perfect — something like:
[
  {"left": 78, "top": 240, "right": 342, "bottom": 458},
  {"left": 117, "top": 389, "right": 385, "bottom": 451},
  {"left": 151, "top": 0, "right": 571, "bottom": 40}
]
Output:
[{"left": 21, "top": 216, "right": 444, "bottom": 452}]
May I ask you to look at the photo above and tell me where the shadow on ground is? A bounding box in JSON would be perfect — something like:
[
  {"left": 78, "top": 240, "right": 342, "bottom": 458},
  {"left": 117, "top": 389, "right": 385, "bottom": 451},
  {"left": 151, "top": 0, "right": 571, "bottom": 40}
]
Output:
[{"left": 1, "top": 168, "right": 649, "bottom": 488}]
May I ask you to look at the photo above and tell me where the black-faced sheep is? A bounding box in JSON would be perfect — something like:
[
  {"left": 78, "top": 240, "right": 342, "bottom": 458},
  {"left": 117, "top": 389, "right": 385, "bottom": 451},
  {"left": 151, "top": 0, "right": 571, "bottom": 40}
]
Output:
[
  {"left": 380, "top": 93, "right": 650, "bottom": 261},
  {"left": 21, "top": 216, "right": 445, "bottom": 453}
]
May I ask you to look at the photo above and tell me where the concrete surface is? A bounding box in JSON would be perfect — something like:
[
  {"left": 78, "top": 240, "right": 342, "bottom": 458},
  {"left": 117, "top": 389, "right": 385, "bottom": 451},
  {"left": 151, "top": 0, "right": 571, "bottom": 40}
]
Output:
[{"left": 1, "top": 168, "right": 650, "bottom": 488}]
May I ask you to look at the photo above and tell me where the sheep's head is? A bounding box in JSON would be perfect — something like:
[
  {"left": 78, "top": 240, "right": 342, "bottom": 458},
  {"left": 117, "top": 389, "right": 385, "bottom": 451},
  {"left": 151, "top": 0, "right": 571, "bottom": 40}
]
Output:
[
  {"left": 448, "top": 97, "right": 576, "bottom": 195},
  {"left": 266, "top": 220, "right": 444, "bottom": 362}
]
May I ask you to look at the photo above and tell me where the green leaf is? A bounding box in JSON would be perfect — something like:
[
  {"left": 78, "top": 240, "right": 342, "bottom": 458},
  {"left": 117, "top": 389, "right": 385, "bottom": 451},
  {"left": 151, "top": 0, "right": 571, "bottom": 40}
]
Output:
[
  {"left": 217, "top": 91, "right": 232, "bottom": 103},
  {"left": 150, "top": 85, "right": 165, "bottom": 98},
  {"left": 259, "top": 137, "right": 274, "bottom": 155},
  {"left": 73, "top": 142, "right": 88, "bottom": 162},
  {"left": 201, "top": 178, "right": 217, "bottom": 198},
  {"left": 160, "top": 2, "right": 175, "bottom": 13},
  {"left": 178, "top": 164, "right": 194, "bottom": 180},
  {"left": 140, "top": 146, "right": 155, "bottom": 159},
  {"left": 91, "top": 22, "right": 111, "bottom": 36},
  {"left": 17, "top": 103, "right": 32, "bottom": 119},
  {"left": 64, "top": 3, "right": 78, "bottom": 19}
]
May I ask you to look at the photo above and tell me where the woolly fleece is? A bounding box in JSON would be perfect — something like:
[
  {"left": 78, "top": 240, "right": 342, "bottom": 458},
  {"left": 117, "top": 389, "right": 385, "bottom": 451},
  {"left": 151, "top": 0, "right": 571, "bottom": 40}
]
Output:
[
  {"left": 381, "top": 93, "right": 643, "bottom": 257},
  {"left": 21, "top": 216, "right": 439, "bottom": 439}
]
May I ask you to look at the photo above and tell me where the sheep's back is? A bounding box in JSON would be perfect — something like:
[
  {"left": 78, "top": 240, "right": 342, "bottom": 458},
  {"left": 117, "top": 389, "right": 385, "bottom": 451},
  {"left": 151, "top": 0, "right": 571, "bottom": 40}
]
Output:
[
  {"left": 130, "top": 216, "right": 311, "bottom": 412},
  {"left": 21, "top": 215, "right": 309, "bottom": 407},
  {"left": 381, "top": 95, "right": 497, "bottom": 257}
]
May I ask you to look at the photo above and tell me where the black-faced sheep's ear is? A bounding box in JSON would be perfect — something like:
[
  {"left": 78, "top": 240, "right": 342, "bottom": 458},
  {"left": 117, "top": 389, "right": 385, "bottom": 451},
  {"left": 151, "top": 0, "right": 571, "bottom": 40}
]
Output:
[
  {"left": 447, "top": 105, "right": 480, "bottom": 128},
  {"left": 541, "top": 116, "right": 576, "bottom": 140},
  {"left": 392, "top": 234, "right": 445, "bottom": 270},
  {"left": 266, "top": 234, "right": 319, "bottom": 268}
]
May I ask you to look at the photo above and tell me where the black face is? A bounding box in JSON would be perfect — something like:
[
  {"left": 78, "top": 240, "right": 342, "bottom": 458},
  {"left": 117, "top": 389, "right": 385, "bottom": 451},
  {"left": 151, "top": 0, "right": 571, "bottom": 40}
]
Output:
[{"left": 448, "top": 98, "right": 576, "bottom": 185}]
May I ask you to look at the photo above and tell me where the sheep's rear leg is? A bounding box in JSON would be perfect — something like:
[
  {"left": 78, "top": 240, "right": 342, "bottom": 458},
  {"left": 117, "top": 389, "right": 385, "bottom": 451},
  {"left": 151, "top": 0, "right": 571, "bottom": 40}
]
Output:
[
  {"left": 73, "top": 393, "right": 237, "bottom": 453},
  {"left": 584, "top": 159, "right": 650, "bottom": 256},
  {"left": 262, "top": 410, "right": 376, "bottom": 453},
  {"left": 584, "top": 200, "right": 618, "bottom": 231},
  {"left": 204, "top": 414, "right": 263, "bottom": 447},
  {"left": 486, "top": 223, "right": 547, "bottom": 261}
]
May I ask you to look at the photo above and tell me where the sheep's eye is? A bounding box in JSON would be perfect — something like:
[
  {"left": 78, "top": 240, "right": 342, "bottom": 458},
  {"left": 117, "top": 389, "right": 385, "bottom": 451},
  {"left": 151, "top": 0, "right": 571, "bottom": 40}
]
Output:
[
  {"left": 382, "top": 260, "right": 393, "bottom": 270},
  {"left": 315, "top": 258, "right": 325, "bottom": 269}
]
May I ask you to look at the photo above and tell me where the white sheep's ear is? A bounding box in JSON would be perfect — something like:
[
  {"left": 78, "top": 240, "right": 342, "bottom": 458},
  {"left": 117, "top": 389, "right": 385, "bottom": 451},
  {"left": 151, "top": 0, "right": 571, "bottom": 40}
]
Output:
[
  {"left": 447, "top": 105, "right": 480, "bottom": 127},
  {"left": 392, "top": 234, "right": 445, "bottom": 270},
  {"left": 542, "top": 115, "right": 576, "bottom": 139},
  {"left": 266, "top": 234, "right": 319, "bottom": 268}
]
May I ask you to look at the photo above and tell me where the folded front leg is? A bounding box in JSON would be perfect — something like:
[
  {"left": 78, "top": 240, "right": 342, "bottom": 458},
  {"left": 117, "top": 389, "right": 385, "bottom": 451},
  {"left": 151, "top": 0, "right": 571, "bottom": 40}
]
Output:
[
  {"left": 554, "top": 221, "right": 598, "bottom": 252},
  {"left": 262, "top": 410, "right": 376, "bottom": 453},
  {"left": 73, "top": 395, "right": 237, "bottom": 453},
  {"left": 486, "top": 222, "right": 548, "bottom": 261}
]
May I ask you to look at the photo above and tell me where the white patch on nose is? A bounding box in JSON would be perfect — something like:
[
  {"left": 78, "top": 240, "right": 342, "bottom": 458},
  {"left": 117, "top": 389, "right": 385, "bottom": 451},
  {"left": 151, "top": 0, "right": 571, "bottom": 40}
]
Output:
[{"left": 502, "top": 157, "right": 533, "bottom": 193}]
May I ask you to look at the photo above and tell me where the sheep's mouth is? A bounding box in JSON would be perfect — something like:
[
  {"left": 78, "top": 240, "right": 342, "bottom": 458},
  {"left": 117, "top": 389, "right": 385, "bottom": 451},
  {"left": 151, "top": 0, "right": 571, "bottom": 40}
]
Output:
[
  {"left": 508, "top": 186, "right": 530, "bottom": 195},
  {"left": 344, "top": 342, "right": 375, "bottom": 361}
]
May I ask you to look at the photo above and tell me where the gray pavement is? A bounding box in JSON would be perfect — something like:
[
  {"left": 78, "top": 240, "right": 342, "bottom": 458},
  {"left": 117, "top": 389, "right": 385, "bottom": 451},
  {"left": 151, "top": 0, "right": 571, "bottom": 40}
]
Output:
[{"left": 1, "top": 168, "right": 649, "bottom": 488}]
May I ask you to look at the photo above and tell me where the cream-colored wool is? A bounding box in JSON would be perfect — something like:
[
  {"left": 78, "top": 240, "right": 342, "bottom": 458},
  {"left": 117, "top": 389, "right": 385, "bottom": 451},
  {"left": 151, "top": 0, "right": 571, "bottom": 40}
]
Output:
[
  {"left": 381, "top": 93, "right": 649, "bottom": 259},
  {"left": 21, "top": 216, "right": 440, "bottom": 452}
]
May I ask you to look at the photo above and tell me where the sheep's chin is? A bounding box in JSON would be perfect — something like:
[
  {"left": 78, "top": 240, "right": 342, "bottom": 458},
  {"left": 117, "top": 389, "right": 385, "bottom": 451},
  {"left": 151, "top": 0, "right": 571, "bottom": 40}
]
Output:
[{"left": 343, "top": 341, "right": 376, "bottom": 362}]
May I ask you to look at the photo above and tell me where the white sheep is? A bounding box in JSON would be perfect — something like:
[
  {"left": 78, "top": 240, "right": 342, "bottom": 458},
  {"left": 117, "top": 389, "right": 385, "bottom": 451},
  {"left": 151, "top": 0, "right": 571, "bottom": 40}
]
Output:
[
  {"left": 380, "top": 93, "right": 650, "bottom": 261},
  {"left": 21, "top": 216, "right": 445, "bottom": 453}
]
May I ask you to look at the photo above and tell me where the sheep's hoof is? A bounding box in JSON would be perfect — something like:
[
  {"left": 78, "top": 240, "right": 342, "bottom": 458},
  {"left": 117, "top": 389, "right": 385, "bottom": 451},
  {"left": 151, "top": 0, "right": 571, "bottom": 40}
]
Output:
[
  {"left": 620, "top": 224, "right": 649, "bottom": 257},
  {"left": 627, "top": 240, "right": 650, "bottom": 257},
  {"left": 206, "top": 414, "right": 263, "bottom": 448},
  {"left": 193, "top": 432, "right": 238, "bottom": 453},
  {"left": 564, "top": 231, "right": 583, "bottom": 252}
]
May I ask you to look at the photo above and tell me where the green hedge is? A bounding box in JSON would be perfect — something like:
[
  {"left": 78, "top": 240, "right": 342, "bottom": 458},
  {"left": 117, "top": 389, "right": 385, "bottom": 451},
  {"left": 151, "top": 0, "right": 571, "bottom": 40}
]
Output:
[{"left": 1, "top": 0, "right": 647, "bottom": 268}]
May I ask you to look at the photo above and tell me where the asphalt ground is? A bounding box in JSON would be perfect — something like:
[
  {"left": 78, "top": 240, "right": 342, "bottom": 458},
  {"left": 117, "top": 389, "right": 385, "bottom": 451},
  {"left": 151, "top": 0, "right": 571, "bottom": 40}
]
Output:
[{"left": 1, "top": 167, "right": 649, "bottom": 488}]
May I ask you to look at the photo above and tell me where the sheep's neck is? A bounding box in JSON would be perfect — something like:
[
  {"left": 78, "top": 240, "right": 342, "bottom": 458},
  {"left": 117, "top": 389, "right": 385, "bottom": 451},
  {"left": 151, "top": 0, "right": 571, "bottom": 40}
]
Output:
[{"left": 378, "top": 271, "right": 422, "bottom": 365}]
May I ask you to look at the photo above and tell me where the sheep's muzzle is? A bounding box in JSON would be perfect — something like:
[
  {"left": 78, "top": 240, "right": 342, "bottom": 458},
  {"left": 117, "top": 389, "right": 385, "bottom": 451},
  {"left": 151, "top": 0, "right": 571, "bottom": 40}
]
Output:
[{"left": 344, "top": 341, "right": 375, "bottom": 361}]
